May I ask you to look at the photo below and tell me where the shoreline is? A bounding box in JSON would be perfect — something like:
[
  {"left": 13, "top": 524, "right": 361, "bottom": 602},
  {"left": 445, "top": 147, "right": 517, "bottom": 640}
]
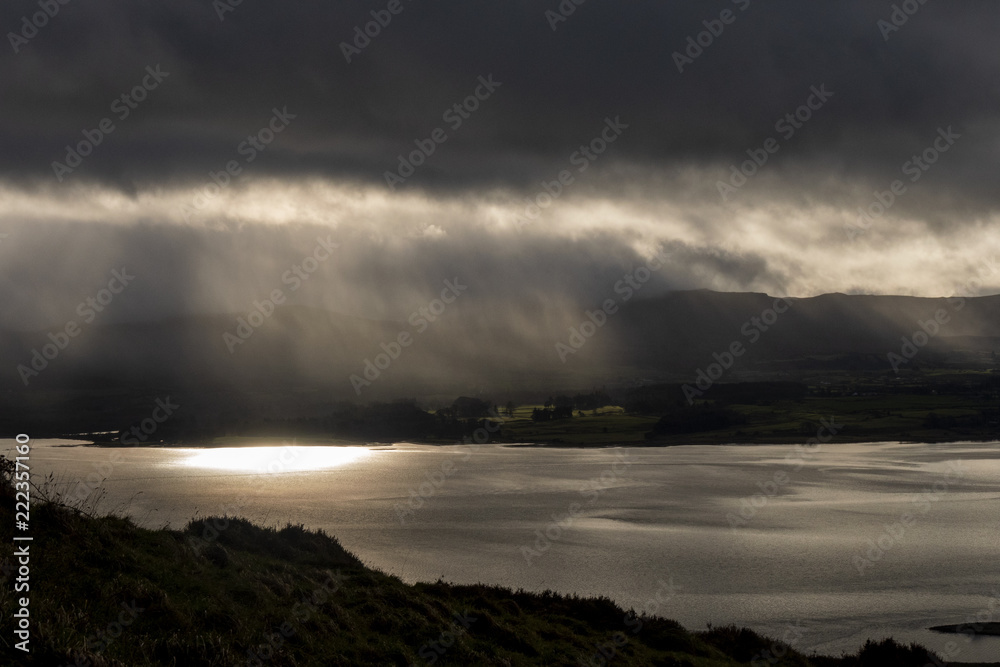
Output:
[
  {"left": 43, "top": 434, "right": 1000, "bottom": 449},
  {"left": 6, "top": 492, "right": 996, "bottom": 665},
  {"left": 930, "top": 622, "right": 1000, "bottom": 637}
]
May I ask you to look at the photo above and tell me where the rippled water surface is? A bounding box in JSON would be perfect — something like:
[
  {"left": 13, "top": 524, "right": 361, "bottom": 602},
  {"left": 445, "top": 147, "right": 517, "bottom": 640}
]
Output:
[{"left": 14, "top": 438, "right": 1000, "bottom": 660}]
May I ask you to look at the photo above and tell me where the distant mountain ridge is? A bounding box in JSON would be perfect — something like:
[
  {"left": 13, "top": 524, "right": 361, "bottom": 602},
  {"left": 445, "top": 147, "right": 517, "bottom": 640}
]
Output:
[{"left": 2, "top": 291, "right": 998, "bottom": 398}]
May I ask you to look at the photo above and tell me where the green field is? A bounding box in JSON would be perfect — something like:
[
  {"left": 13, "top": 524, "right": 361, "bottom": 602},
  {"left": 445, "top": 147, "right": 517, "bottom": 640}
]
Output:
[
  {"left": 500, "top": 405, "right": 660, "bottom": 445},
  {"left": 496, "top": 392, "right": 999, "bottom": 447}
]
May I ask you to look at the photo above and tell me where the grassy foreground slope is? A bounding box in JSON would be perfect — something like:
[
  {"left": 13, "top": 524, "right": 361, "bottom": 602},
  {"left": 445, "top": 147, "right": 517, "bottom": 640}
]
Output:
[{"left": 3, "top": 494, "right": 991, "bottom": 667}]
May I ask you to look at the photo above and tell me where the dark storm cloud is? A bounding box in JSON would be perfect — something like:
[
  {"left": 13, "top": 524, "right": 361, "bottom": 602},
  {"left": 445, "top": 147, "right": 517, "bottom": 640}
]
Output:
[
  {"left": 1, "top": 0, "right": 998, "bottom": 210},
  {"left": 2, "top": 0, "right": 999, "bottom": 397}
]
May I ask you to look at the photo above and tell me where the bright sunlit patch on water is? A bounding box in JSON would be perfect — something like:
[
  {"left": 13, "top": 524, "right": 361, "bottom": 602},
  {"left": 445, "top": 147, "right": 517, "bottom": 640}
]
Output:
[{"left": 179, "top": 446, "right": 372, "bottom": 473}]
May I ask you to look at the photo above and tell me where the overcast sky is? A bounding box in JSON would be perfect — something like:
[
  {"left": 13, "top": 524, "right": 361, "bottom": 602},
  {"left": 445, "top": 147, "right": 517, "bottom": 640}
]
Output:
[{"left": 1, "top": 0, "right": 998, "bottom": 329}]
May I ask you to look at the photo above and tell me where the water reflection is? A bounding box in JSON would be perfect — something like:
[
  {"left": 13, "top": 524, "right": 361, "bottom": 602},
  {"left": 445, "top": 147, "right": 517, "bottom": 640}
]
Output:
[{"left": 180, "top": 446, "right": 372, "bottom": 472}]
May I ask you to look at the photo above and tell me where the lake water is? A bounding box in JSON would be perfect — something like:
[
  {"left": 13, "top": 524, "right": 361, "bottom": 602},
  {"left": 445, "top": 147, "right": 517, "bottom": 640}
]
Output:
[{"left": 11, "top": 438, "right": 1000, "bottom": 661}]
